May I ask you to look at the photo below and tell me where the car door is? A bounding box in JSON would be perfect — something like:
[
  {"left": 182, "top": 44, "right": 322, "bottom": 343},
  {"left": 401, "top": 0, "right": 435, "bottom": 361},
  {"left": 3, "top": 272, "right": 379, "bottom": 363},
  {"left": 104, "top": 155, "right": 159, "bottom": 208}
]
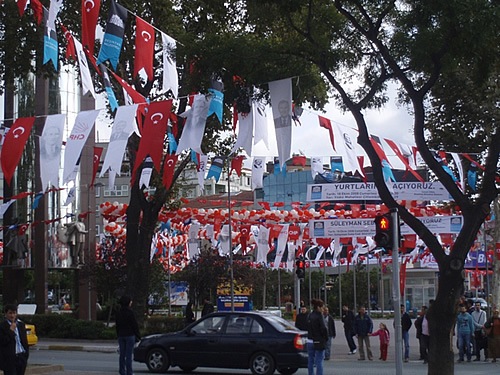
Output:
[
  {"left": 170, "top": 315, "right": 227, "bottom": 368},
  {"left": 216, "top": 315, "right": 265, "bottom": 368}
]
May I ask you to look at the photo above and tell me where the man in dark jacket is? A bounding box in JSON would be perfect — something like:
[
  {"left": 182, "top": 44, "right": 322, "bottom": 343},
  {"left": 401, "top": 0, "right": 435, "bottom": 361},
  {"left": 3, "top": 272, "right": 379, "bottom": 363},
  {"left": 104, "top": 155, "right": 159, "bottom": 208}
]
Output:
[
  {"left": 353, "top": 306, "right": 373, "bottom": 361},
  {"left": 201, "top": 299, "right": 214, "bottom": 317},
  {"left": 116, "top": 296, "right": 141, "bottom": 375},
  {"left": 400, "top": 304, "right": 412, "bottom": 362},
  {"left": 0, "top": 304, "right": 29, "bottom": 375},
  {"left": 295, "top": 306, "right": 309, "bottom": 331},
  {"left": 342, "top": 305, "right": 357, "bottom": 354},
  {"left": 322, "top": 306, "right": 336, "bottom": 360}
]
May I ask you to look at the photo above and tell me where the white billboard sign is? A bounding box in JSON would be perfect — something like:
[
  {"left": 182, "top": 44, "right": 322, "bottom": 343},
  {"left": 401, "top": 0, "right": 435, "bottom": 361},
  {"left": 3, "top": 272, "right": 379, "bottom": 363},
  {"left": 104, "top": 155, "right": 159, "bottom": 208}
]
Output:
[{"left": 307, "top": 181, "right": 450, "bottom": 201}]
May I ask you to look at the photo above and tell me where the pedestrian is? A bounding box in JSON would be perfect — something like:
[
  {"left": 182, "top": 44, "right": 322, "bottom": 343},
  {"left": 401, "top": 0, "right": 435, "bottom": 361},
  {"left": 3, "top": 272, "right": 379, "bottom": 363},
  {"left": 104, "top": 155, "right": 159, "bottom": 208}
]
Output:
[
  {"left": 341, "top": 305, "right": 357, "bottom": 355},
  {"left": 307, "top": 299, "right": 328, "bottom": 375},
  {"left": 295, "top": 306, "right": 309, "bottom": 331},
  {"left": 201, "top": 298, "right": 214, "bottom": 317},
  {"left": 370, "top": 322, "right": 390, "bottom": 361},
  {"left": 484, "top": 308, "right": 500, "bottom": 362},
  {"left": 353, "top": 306, "right": 373, "bottom": 361},
  {"left": 322, "top": 306, "right": 336, "bottom": 360},
  {"left": 184, "top": 301, "right": 195, "bottom": 326},
  {"left": 456, "top": 303, "right": 474, "bottom": 362},
  {"left": 414, "top": 305, "right": 429, "bottom": 363},
  {"left": 0, "top": 303, "right": 29, "bottom": 375},
  {"left": 471, "top": 301, "right": 487, "bottom": 361},
  {"left": 400, "top": 304, "right": 412, "bottom": 362},
  {"left": 115, "top": 296, "right": 141, "bottom": 375}
]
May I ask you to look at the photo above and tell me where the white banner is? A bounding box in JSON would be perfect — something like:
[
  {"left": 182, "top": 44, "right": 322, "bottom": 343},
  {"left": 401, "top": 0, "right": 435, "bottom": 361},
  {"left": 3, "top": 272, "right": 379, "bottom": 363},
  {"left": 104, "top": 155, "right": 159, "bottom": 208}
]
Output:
[
  {"left": 188, "top": 223, "right": 200, "bottom": 259},
  {"left": 100, "top": 105, "right": 138, "bottom": 189},
  {"left": 62, "top": 110, "right": 100, "bottom": 184},
  {"left": 73, "top": 37, "right": 95, "bottom": 98},
  {"left": 161, "top": 32, "right": 178, "bottom": 98},
  {"left": 309, "top": 215, "right": 463, "bottom": 237},
  {"left": 251, "top": 157, "right": 265, "bottom": 189},
  {"left": 253, "top": 100, "right": 269, "bottom": 150},
  {"left": 231, "top": 108, "right": 253, "bottom": 156},
  {"left": 272, "top": 224, "right": 289, "bottom": 269},
  {"left": 176, "top": 94, "right": 211, "bottom": 154},
  {"left": 256, "top": 225, "right": 270, "bottom": 264},
  {"left": 269, "top": 78, "right": 292, "bottom": 167},
  {"left": 40, "top": 114, "right": 65, "bottom": 190},
  {"left": 307, "top": 181, "right": 451, "bottom": 201}
]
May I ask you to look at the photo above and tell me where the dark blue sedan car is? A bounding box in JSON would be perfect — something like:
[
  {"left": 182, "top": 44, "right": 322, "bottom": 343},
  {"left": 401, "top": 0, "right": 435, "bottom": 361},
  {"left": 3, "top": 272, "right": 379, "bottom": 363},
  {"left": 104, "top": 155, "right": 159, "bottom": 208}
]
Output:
[{"left": 134, "top": 311, "right": 308, "bottom": 375}]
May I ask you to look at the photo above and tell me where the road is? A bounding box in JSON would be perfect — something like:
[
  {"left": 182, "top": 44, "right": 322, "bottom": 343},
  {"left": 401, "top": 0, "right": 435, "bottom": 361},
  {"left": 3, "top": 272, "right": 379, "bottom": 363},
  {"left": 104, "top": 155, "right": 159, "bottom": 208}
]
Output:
[{"left": 28, "top": 342, "right": 498, "bottom": 375}]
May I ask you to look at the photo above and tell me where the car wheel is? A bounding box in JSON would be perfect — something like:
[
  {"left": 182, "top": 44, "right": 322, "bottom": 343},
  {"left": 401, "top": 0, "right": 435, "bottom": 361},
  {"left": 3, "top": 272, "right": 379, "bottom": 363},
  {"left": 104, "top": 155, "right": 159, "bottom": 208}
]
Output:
[
  {"left": 145, "top": 347, "right": 169, "bottom": 373},
  {"left": 250, "top": 352, "right": 275, "bottom": 375},
  {"left": 179, "top": 366, "right": 197, "bottom": 372},
  {"left": 278, "top": 368, "right": 298, "bottom": 375}
]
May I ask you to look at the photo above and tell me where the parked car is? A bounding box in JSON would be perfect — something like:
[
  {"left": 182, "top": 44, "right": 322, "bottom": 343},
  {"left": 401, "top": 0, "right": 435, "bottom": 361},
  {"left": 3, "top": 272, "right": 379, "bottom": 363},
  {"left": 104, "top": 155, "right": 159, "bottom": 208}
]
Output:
[
  {"left": 17, "top": 304, "right": 38, "bottom": 346},
  {"left": 134, "top": 311, "right": 308, "bottom": 375}
]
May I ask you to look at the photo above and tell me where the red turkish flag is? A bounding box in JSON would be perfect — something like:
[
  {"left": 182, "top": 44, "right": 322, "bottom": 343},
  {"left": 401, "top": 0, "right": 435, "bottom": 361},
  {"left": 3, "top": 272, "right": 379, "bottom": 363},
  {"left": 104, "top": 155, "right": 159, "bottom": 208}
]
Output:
[
  {"left": 90, "top": 146, "right": 103, "bottom": 188},
  {"left": 30, "top": 0, "right": 43, "bottom": 25},
  {"left": 109, "top": 70, "right": 146, "bottom": 104},
  {"left": 258, "top": 201, "right": 270, "bottom": 210},
  {"left": 1, "top": 117, "right": 35, "bottom": 185},
  {"left": 230, "top": 155, "right": 245, "bottom": 177},
  {"left": 17, "top": 0, "right": 29, "bottom": 16},
  {"left": 269, "top": 224, "right": 283, "bottom": 241},
  {"left": 133, "top": 100, "right": 173, "bottom": 181},
  {"left": 134, "top": 17, "right": 155, "bottom": 80},
  {"left": 162, "top": 154, "right": 178, "bottom": 190},
  {"left": 318, "top": 115, "right": 335, "bottom": 151},
  {"left": 239, "top": 225, "right": 251, "bottom": 254},
  {"left": 82, "top": 0, "right": 101, "bottom": 55},
  {"left": 61, "top": 25, "right": 76, "bottom": 60}
]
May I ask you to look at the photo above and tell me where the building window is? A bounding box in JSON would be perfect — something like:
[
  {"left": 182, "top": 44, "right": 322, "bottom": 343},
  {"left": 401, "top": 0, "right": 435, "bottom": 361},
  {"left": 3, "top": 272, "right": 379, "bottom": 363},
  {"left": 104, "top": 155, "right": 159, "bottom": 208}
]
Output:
[{"left": 104, "top": 185, "right": 129, "bottom": 197}]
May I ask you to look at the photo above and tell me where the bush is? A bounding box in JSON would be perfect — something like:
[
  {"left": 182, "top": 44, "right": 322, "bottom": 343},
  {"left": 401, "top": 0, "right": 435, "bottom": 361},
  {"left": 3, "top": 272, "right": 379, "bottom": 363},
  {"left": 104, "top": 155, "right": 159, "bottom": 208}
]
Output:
[{"left": 143, "top": 315, "right": 185, "bottom": 336}]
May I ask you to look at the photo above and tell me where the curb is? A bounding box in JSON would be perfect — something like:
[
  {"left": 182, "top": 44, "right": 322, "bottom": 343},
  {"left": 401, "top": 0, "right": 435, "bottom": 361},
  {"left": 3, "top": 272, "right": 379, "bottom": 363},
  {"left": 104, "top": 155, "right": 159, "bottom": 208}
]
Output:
[
  {"left": 1, "top": 364, "right": 64, "bottom": 375},
  {"left": 35, "top": 343, "right": 117, "bottom": 353}
]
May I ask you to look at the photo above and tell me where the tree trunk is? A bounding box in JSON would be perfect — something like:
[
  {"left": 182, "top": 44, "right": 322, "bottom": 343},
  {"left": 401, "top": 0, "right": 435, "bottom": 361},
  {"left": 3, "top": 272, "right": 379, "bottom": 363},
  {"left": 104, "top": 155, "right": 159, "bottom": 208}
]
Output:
[{"left": 427, "top": 259, "right": 464, "bottom": 375}]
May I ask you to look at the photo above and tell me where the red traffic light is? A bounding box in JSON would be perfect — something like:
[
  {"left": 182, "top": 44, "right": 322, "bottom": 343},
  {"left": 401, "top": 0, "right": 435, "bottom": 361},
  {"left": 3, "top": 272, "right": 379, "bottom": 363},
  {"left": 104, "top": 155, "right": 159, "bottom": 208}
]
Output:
[
  {"left": 374, "top": 214, "right": 393, "bottom": 249},
  {"left": 296, "top": 257, "right": 305, "bottom": 279}
]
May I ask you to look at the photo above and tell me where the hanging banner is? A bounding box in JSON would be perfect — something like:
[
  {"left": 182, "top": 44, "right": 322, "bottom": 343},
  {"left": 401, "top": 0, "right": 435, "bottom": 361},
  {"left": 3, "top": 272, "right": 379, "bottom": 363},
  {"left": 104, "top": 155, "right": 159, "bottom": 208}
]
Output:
[
  {"left": 309, "top": 215, "right": 463, "bottom": 238},
  {"left": 40, "top": 114, "right": 65, "bottom": 190},
  {"left": 307, "top": 181, "right": 451, "bottom": 201}
]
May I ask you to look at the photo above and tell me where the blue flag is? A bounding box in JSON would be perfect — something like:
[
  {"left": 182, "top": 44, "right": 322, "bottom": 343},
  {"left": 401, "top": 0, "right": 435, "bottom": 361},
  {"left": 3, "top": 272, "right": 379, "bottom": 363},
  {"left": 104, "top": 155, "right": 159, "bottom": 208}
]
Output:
[
  {"left": 330, "top": 156, "right": 344, "bottom": 173},
  {"left": 100, "top": 64, "right": 119, "bottom": 112},
  {"left": 273, "top": 157, "right": 286, "bottom": 176},
  {"left": 32, "top": 192, "right": 44, "bottom": 210},
  {"left": 207, "top": 88, "right": 224, "bottom": 123},
  {"left": 43, "top": 9, "right": 58, "bottom": 70},
  {"left": 467, "top": 165, "right": 477, "bottom": 192},
  {"left": 168, "top": 132, "right": 177, "bottom": 154},
  {"left": 96, "top": 1, "right": 128, "bottom": 70},
  {"left": 206, "top": 156, "right": 225, "bottom": 182},
  {"left": 382, "top": 160, "right": 396, "bottom": 182}
]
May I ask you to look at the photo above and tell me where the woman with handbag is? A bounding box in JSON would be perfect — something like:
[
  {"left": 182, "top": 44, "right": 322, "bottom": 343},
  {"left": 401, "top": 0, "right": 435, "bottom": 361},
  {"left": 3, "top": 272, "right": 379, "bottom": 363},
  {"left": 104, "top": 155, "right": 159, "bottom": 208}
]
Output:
[{"left": 484, "top": 309, "right": 500, "bottom": 362}]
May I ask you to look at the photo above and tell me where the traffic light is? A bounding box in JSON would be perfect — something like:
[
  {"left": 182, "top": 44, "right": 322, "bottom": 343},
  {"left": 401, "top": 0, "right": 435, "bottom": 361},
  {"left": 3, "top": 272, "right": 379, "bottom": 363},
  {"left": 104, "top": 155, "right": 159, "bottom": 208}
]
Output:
[
  {"left": 295, "top": 257, "right": 305, "bottom": 279},
  {"left": 374, "top": 214, "right": 393, "bottom": 249}
]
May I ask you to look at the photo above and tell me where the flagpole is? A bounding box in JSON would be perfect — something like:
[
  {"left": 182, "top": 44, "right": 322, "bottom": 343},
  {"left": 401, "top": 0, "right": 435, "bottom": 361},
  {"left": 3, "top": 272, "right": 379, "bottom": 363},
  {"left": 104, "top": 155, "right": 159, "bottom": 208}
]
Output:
[{"left": 227, "top": 157, "right": 235, "bottom": 312}]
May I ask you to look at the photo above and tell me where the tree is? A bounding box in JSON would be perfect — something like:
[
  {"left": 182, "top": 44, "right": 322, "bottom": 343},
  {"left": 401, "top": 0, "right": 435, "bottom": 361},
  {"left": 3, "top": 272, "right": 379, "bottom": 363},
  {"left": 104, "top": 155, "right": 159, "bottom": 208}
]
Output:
[{"left": 176, "top": 1, "right": 498, "bottom": 374}]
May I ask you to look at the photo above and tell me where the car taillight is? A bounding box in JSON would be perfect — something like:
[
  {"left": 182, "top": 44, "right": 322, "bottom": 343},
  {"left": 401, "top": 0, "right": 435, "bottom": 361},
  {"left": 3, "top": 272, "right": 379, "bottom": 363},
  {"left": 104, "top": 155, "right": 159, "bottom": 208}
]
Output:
[{"left": 293, "top": 334, "right": 304, "bottom": 350}]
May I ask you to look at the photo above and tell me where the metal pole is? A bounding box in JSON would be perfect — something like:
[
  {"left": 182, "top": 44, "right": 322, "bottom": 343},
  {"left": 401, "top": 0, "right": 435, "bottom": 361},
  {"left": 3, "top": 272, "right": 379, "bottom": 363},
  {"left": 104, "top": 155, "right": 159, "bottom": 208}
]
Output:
[
  {"left": 353, "top": 264, "right": 357, "bottom": 310},
  {"left": 484, "top": 224, "right": 491, "bottom": 316},
  {"left": 391, "top": 208, "right": 403, "bottom": 375},
  {"left": 227, "top": 159, "right": 234, "bottom": 312},
  {"left": 323, "top": 247, "right": 327, "bottom": 304},
  {"left": 367, "top": 255, "right": 370, "bottom": 314},
  {"left": 278, "top": 268, "right": 281, "bottom": 309},
  {"left": 338, "top": 260, "right": 342, "bottom": 315}
]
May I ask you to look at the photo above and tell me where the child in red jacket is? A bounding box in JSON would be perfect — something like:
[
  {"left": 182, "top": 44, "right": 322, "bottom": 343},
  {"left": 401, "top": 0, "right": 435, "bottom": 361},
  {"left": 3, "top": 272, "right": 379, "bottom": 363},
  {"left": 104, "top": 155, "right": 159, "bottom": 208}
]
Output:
[{"left": 370, "top": 323, "right": 390, "bottom": 360}]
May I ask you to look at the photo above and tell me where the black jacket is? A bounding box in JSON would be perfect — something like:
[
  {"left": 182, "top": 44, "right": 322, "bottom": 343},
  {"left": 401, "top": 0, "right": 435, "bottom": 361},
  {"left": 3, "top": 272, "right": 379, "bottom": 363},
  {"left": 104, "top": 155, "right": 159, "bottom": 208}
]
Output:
[
  {"left": 115, "top": 307, "right": 141, "bottom": 340},
  {"left": 324, "top": 314, "right": 336, "bottom": 338},
  {"left": 295, "top": 312, "right": 309, "bottom": 331},
  {"left": 402, "top": 312, "right": 412, "bottom": 332},
  {"left": 307, "top": 310, "right": 328, "bottom": 350},
  {"left": 0, "top": 319, "right": 29, "bottom": 372},
  {"left": 342, "top": 309, "right": 355, "bottom": 331}
]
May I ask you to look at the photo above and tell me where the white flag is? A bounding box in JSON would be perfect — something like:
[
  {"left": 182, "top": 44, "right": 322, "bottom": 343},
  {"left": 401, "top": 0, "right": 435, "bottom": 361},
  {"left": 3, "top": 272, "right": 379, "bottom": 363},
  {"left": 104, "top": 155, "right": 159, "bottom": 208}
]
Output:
[
  {"left": 333, "top": 123, "right": 362, "bottom": 176},
  {"left": 256, "top": 225, "right": 270, "bottom": 265},
  {"left": 100, "top": 105, "right": 138, "bottom": 189},
  {"left": 286, "top": 242, "right": 296, "bottom": 271},
  {"left": 311, "top": 156, "right": 324, "bottom": 179},
  {"left": 253, "top": 100, "right": 269, "bottom": 150},
  {"left": 40, "top": 114, "right": 65, "bottom": 190},
  {"left": 73, "top": 37, "right": 96, "bottom": 98},
  {"left": 197, "top": 154, "right": 208, "bottom": 192},
  {"left": 62, "top": 110, "right": 100, "bottom": 184},
  {"left": 251, "top": 157, "right": 265, "bottom": 189},
  {"left": 231, "top": 109, "right": 253, "bottom": 156},
  {"left": 219, "top": 224, "right": 231, "bottom": 256},
  {"left": 161, "top": 32, "right": 178, "bottom": 98},
  {"left": 64, "top": 186, "right": 76, "bottom": 206},
  {"left": 269, "top": 78, "right": 292, "bottom": 167},
  {"left": 272, "top": 224, "right": 289, "bottom": 269},
  {"left": 188, "top": 223, "right": 200, "bottom": 259},
  {"left": 139, "top": 157, "right": 153, "bottom": 189},
  {"left": 176, "top": 94, "right": 211, "bottom": 154}
]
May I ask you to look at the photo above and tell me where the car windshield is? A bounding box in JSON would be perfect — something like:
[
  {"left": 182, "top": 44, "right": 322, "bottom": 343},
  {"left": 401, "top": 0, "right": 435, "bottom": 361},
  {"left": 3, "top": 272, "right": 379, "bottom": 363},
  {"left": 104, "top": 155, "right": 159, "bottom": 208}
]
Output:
[{"left": 261, "top": 314, "right": 299, "bottom": 332}]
